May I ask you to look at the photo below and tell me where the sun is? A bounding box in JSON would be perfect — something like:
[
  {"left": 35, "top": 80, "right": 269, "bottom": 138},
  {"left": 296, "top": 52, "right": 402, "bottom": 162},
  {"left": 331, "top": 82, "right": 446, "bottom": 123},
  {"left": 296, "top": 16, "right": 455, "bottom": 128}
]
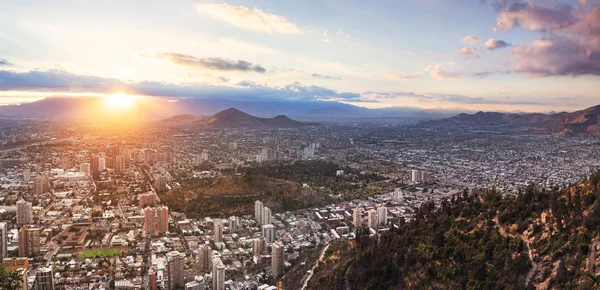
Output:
[{"left": 103, "top": 92, "right": 139, "bottom": 110}]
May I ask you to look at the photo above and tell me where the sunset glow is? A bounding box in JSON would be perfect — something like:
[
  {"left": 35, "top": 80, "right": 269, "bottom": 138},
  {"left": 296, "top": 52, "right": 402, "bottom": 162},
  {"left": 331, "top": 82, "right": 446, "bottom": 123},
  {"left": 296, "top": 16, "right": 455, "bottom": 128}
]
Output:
[{"left": 103, "top": 93, "right": 140, "bottom": 110}]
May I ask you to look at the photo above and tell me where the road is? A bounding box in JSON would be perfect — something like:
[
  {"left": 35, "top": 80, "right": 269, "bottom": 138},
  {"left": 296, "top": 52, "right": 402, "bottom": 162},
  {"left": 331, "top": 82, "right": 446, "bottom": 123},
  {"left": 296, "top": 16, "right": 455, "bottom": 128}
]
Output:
[{"left": 300, "top": 244, "right": 330, "bottom": 290}]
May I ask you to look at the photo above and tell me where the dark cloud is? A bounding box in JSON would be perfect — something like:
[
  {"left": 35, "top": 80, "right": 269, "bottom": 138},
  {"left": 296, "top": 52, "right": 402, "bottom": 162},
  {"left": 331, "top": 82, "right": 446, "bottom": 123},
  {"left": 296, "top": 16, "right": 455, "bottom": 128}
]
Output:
[
  {"left": 471, "top": 70, "right": 511, "bottom": 78},
  {"left": 0, "top": 69, "right": 372, "bottom": 102},
  {"left": 158, "top": 53, "right": 266, "bottom": 73},
  {"left": 311, "top": 73, "right": 342, "bottom": 80},
  {"left": 484, "top": 39, "right": 511, "bottom": 50},
  {"left": 0, "top": 59, "right": 11, "bottom": 66}
]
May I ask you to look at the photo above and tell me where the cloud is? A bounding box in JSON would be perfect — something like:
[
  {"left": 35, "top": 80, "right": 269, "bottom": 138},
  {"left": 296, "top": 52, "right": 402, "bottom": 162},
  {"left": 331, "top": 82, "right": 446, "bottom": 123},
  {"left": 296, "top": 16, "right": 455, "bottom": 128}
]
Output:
[
  {"left": 510, "top": 37, "right": 600, "bottom": 76},
  {"left": 471, "top": 70, "right": 511, "bottom": 78},
  {"left": 362, "top": 91, "right": 543, "bottom": 105},
  {"left": 0, "top": 59, "right": 12, "bottom": 66},
  {"left": 0, "top": 69, "right": 371, "bottom": 103},
  {"left": 460, "top": 47, "right": 480, "bottom": 60},
  {"left": 461, "top": 36, "right": 481, "bottom": 43},
  {"left": 157, "top": 53, "right": 266, "bottom": 73},
  {"left": 494, "top": 2, "right": 577, "bottom": 32},
  {"left": 196, "top": 3, "right": 301, "bottom": 34},
  {"left": 484, "top": 39, "right": 512, "bottom": 50},
  {"left": 382, "top": 71, "right": 425, "bottom": 81},
  {"left": 425, "top": 65, "right": 463, "bottom": 80},
  {"left": 311, "top": 73, "right": 342, "bottom": 80},
  {"left": 494, "top": 2, "right": 600, "bottom": 76}
]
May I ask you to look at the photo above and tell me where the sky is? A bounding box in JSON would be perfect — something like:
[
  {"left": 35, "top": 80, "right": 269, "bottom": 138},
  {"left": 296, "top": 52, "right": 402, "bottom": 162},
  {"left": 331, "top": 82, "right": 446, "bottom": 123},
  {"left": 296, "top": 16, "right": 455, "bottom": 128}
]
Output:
[{"left": 0, "top": 0, "right": 599, "bottom": 112}]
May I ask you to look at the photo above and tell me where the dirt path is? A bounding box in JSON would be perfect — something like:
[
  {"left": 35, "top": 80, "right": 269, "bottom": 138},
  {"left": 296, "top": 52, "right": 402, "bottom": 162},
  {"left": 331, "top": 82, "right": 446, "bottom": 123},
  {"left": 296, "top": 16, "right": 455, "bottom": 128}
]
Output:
[
  {"left": 494, "top": 215, "right": 538, "bottom": 286},
  {"left": 301, "top": 244, "right": 330, "bottom": 290}
]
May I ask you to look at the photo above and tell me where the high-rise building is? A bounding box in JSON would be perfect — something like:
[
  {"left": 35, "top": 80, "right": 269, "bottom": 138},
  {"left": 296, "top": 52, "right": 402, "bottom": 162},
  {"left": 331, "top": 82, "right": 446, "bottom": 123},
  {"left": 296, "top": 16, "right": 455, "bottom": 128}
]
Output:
[
  {"left": 228, "top": 216, "right": 239, "bottom": 233},
  {"left": 253, "top": 237, "right": 265, "bottom": 258},
  {"left": 212, "top": 256, "right": 226, "bottom": 290},
  {"left": 149, "top": 267, "right": 158, "bottom": 290},
  {"left": 138, "top": 192, "right": 159, "bottom": 208},
  {"left": 262, "top": 207, "right": 272, "bottom": 225},
  {"left": 166, "top": 251, "right": 185, "bottom": 290},
  {"left": 352, "top": 207, "right": 361, "bottom": 228},
  {"left": 377, "top": 206, "right": 388, "bottom": 226},
  {"left": 115, "top": 155, "right": 125, "bottom": 173},
  {"left": 144, "top": 206, "right": 169, "bottom": 235},
  {"left": 261, "top": 148, "right": 274, "bottom": 162},
  {"left": 34, "top": 174, "right": 49, "bottom": 195},
  {"left": 262, "top": 224, "right": 276, "bottom": 244},
  {"left": 214, "top": 223, "right": 223, "bottom": 243},
  {"left": 157, "top": 206, "right": 169, "bottom": 234},
  {"left": 34, "top": 267, "right": 54, "bottom": 290},
  {"left": 16, "top": 200, "right": 33, "bottom": 225},
  {"left": 197, "top": 244, "right": 211, "bottom": 273},
  {"left": 98, "top": 157, "right": 106, "bottom": 172},
  {"left": 23, "top": 168, "right": 31, "bottom": 182},
  {"left": 271, "top": 242, "right": 284, "bottom": 277},
  {"left": 0, "top": 222, "right": 7, "bottom": 262},
  {"left": 411, "top": 169, "right": 419, "bottom": 183},
  {"left": 254, "top": 201, "right": 264, "bottom": 225},
  {"left": 61, "top": 156, "right": 71, "bottom": 170},
  {"left": 80, "top": 163, "right": 91, "bottom": 177},
  {"left": 367, "top": 209, "right": 378, "bottom": 230},
  {"left": 18, "top": 227, "right": 40, "bottom": 257},
  {"left": 393, "top": 188, "right": 404, "bottom": 201},
  {"left": 154, "top": 175, "right": 170, "bottom": 192},
  {"left": 90, "top": 155, "right": 100, "bottom": 177}
]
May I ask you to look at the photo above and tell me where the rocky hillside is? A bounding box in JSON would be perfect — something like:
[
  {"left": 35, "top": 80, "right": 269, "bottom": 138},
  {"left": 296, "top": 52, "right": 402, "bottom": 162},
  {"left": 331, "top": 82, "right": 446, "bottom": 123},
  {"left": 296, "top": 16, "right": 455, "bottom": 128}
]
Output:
[{"left": 301, "top": 171, "right": 600, "bottom": 289}]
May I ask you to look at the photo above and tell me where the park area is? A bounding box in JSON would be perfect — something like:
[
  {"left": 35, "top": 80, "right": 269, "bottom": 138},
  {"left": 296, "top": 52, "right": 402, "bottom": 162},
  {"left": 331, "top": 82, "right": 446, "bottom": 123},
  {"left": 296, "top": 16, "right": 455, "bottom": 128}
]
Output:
[{"left": 79, "top": 247, "right": 122, "bottom": 258}]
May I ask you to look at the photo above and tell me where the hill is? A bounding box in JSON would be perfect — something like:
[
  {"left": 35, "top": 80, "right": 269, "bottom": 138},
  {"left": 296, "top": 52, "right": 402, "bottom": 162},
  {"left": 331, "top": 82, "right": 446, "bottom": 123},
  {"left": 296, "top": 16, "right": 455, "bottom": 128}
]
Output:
[
  {"left": 420, "top": 104, "right": 600, "bottom": 136},
  {"left": 162, "top": 108, "right": 314, "bottom": 128},
  {"left": 298, "top": 171, "right": 600, "bottom": 289}
]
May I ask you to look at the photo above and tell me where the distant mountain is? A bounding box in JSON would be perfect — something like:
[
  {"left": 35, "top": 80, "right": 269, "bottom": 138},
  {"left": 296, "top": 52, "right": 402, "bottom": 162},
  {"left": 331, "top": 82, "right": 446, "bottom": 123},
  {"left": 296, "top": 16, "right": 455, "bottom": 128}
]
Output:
[
  {"left": 0, "top": 96, "right": 466, "bottom": 123},
  {"left": 161, "top": 108, "right": 313, "bottom": 128},
  {"left": 420, "top": 104, "right": 600, "bottom": 136}
]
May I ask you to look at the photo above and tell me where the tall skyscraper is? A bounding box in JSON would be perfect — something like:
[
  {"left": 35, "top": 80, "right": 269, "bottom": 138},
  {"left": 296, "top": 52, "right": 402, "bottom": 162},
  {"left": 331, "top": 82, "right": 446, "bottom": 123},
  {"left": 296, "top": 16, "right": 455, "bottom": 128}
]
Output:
[
  {"left": 19, "top": 227, "right": 40, "bottom": 257},
  {"left": 144, "top": 206, "right": 169, "bottom": 235},
  {"left": 352, "top": 207, "right": 361, "bottom": 228},
  {"left": 262, "top": 224, "right": 276, "bottom": 244},
  {"left": 212, "top": 256, "right": 226, "bottom": 290},
  {"left": 197, "top": 244, "right": 212, "bottom": 273},
  {"left": 154, "top": 175, "right": 170, "bottom": 192},
  {"left": 16, "top": 200, "right": 33, "bottom": 225},
  {"left": 271, "top": 242, "right": 284, "bottom": 277},
  {"left": 115, "top": 155, "right": 125, "bottom": 173},
  {"left": 34, "top": 174, "right": 49, "bottom": 195},
  {"left": 262, "top": 207, "right": 272, "bottom": 225},
  {"left": 61, "top": 156, "right": 71, "bottom": 170},
  {"left": 34, "top": 267, "right": 54, "bottom": 290},
  {"left": 80, "top": 163, "right": 91, "bottom": 177},
  {"left": 0, "top": 222, "right": 7, "bottom": 262},
  {"left": 23, "top": 168, "right": 31, "bottom": 182},
  {"left": 149, "top": 267, "right": 158, "bottom": 290},
  {"left": 228, "top": 216, "right": 239, "bottom": 233},
  {"left": 214, "top": 223, "right": 223, "bottom": 243},
  {"left": 254, "top": 200, "right": 264, "bottom": 225},
  {"left": 367, "top": 209, "right": 378, "bottom": 230},
  {"left": 90, "top": 155, "right": 100, "bottom": 177},
  {"left": 253, "top": 237, "right": 265, "bottom": 258},
  {"left": 377, "top": 206, "right": 388, "bottom": 226},
  {"left": 394, "top": 188, "right": 404, "bottom": 201},
  {"left": 166, "top": 251, "right": 185, "bottom": 290}
]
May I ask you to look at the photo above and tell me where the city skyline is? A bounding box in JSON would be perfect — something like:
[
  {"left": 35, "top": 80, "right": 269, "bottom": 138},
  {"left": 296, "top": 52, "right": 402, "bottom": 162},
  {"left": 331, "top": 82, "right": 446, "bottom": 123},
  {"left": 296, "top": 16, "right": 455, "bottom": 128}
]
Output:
[{"left": 0, "top": 0, "right": 599, "bottom": 113}]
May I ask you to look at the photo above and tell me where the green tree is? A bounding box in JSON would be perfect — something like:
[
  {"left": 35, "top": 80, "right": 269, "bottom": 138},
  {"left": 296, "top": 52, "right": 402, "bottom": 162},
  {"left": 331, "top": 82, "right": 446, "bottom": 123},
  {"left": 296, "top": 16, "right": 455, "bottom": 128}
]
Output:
[{"left": 0, "top": 264, "right": 23, "bottom": 290}]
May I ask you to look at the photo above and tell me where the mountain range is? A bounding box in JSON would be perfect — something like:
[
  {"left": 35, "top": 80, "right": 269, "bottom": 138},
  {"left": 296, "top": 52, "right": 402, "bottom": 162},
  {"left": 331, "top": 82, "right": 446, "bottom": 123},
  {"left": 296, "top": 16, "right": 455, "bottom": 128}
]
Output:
[
  {"left": 160, "top": 108, "right": 313, "bottom": 128},
  {"left": 0, "top": 96, "right": 467, "bottom": 123},
  {"left": 420, "top": 104, "right": 600, "bottom": 136}
]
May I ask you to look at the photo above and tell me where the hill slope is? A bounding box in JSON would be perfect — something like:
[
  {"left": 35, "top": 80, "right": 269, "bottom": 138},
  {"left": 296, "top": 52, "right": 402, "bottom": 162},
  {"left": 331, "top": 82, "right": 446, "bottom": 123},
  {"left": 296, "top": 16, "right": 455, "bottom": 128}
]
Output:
[
  {"left": 420, "top": 104, "right": 600, "bottom": 136},
  {"left": 301, "top": 171, "right": 600, "bottom": 289}
]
